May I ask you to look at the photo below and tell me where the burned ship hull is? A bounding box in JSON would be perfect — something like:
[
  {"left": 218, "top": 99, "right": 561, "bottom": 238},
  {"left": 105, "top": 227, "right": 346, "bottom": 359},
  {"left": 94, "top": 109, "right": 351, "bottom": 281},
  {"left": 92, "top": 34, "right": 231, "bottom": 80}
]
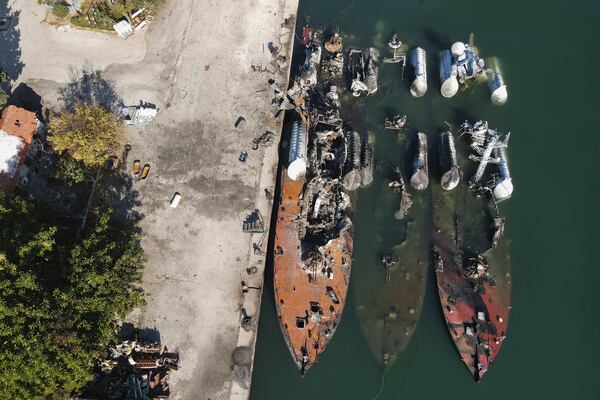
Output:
[
  {"left": 273, "top": 170, "right": 353, "bottom": 374},
  {"left": 432, "top": 134, "right": 511, "bottom": 381},
  {"left": 273, "top": 26, "right": 354, "bottom": 374}
]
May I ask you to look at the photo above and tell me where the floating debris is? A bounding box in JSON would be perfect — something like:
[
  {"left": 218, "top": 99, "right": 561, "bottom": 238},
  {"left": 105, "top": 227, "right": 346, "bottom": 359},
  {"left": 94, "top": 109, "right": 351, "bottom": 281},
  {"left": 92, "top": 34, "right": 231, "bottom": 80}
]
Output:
[
  {"left": 389, "top": 167, "right": 412, "bottom": 220},
  {"left": 385, "top": 114, "right": 407, "bottom": 130}
]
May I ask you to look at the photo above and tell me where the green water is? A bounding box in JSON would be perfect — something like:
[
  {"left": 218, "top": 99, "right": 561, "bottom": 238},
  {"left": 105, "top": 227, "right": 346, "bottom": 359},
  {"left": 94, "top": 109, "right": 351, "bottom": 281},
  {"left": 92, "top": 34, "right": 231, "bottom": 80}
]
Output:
[{"left": 251, "top": 0, "right": 599, "bottom": 398}]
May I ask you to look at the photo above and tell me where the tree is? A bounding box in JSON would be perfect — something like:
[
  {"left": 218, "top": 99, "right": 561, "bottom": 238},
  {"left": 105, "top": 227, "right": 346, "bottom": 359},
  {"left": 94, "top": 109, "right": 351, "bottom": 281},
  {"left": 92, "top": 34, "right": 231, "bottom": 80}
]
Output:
[
  {"left": 51, "top": 156, "right": 90, "bottom": 186},
  {"left": 0, "top": 69, "right": 9, "bottom": 109},
  {"left": 48, "top": 105, "right": 124, "bottom": 168},
  {"left": 0, "top": 192, "right": 145, "bottom": 399}
]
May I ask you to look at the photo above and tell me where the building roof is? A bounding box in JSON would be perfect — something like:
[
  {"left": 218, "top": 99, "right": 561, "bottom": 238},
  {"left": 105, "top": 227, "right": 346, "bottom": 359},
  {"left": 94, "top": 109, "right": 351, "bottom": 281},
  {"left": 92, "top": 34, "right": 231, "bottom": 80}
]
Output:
[{"left": 0, "top": 105, "right": 38, "bottom": 190}]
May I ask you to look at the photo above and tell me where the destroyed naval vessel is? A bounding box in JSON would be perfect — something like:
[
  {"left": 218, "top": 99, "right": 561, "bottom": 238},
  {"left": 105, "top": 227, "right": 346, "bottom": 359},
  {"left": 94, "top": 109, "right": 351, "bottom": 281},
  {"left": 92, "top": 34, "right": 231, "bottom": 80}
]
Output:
[
  {"left": 273, "top": 27, "right": 360, "bottom": 374},
  {"left": 352, "top": 132, "right": 429, "bottom": 369},
  {"left": 432, "top": 120, "right": 512, "bottom": 381}
]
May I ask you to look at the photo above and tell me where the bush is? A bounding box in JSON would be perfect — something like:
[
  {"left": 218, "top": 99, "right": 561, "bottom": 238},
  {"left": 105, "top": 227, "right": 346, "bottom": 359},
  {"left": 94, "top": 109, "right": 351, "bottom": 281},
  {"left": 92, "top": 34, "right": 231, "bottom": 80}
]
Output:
[{"left": 52, "top": 4, "right": 69, "bottom": 19}]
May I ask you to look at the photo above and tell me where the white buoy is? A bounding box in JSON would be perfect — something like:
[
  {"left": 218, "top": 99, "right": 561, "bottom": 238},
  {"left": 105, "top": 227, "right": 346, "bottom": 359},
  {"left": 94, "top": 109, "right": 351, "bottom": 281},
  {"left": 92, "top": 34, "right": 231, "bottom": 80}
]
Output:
[
  {"left": 410, "top": 47, "right": 427, "bottom": 97},
  {"left": 287, "top": 120, "right": 308, "bottom": 181},
  {"left": 439, "top": 49, "right": 459, "bottom": 98},
  {"left": 489, "top": 70, "right": 508, "bottom": 105}
]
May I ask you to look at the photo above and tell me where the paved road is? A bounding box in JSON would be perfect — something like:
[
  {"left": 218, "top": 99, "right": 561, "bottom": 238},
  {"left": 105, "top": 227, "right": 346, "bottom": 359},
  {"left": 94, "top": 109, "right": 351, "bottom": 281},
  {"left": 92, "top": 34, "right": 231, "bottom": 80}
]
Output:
[{"left": 1, "top": 0, "right": 298, "bottom": 399}]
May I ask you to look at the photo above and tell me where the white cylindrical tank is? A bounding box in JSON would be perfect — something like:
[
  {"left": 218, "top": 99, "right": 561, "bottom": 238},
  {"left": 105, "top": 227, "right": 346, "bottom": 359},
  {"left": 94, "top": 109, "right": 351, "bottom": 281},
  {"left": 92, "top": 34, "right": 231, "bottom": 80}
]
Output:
[
  {"left": 287, "top": 120, "right": 308, "bottom": 181},
  {"left": 489, "top": 70, "right": 508, "bottom": 105},
  {"left": 439, "top": 49, "right": 459, "bottom": 98},
  {"left": 494, "top": 179, "right": 513, "bottom": 200},
  {"left": 493, "top": 147, "right": 513, "bottom": 200},
  {"left": 410, "top": 47, "right": 428, "bottom": 97},
  {"left": 410, "top": 132, "right": 429, "bottom": 191}
]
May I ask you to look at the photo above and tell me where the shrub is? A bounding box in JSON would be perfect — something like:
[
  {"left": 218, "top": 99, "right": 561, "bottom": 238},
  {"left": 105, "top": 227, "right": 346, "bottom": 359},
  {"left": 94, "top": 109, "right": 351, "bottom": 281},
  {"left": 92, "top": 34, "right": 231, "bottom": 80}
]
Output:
[{"left": 52, "top": 4, "right": 69, "bottom": 19}]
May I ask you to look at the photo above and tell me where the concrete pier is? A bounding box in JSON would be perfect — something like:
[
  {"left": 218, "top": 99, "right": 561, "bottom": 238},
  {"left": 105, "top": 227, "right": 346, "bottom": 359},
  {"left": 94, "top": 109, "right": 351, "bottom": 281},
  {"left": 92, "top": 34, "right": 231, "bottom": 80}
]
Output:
[{"left": 2, "top": 0, "right": 298, "bottom": 398}]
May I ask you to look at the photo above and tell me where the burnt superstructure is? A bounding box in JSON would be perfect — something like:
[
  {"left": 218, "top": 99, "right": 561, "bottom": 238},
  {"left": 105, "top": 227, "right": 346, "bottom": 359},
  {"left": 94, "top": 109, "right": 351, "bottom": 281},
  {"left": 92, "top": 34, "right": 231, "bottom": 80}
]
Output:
[{"left": 274, "top": 27, "right": 370, "bottom": 374}]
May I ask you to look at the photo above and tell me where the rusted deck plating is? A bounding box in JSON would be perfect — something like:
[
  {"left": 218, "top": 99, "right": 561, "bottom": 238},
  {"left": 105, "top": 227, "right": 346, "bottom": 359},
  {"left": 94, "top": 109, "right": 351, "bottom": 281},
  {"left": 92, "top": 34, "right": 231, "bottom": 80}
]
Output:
[
  {"left": 273, "top": 171, "right": 352, "bottom": 374},
  {"left": 433, "top": 188, "right": 511, "bottom": 381}
]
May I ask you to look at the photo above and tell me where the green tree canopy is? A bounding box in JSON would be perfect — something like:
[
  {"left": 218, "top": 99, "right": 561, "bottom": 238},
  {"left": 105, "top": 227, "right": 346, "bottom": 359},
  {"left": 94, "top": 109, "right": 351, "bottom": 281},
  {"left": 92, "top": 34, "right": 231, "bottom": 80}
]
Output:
[
  {"left": 48, "top": 105, "right": 124, "bottom": 168},
  {"left": 0, "top": 192, "right": 144, "bottom": 399}
]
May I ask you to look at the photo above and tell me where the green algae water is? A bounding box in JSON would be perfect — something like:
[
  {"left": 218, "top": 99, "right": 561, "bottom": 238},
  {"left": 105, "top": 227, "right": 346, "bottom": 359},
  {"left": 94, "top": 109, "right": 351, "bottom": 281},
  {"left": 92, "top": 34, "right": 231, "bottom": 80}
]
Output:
[{"left": 251, "top": 0, "right": 599, "bottom": 398}]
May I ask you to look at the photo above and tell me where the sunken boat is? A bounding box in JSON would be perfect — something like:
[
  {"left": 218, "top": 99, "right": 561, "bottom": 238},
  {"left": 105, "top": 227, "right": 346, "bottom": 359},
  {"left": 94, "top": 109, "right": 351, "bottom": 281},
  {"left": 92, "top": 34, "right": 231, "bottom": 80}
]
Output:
[
  {"left": 273, "top": 27, "right": 354, "bottom": 374},
  {"left": 352, "top": 136, "right": 428, "bottom": 369},
  {"left": 432, "top": 121, "right": 512, "bottom": 381}
]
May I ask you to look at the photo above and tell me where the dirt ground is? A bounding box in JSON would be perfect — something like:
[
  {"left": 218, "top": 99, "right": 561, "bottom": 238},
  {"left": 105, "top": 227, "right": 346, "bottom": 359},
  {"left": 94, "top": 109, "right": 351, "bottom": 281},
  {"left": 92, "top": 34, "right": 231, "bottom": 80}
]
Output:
[{"left": 0, "top": 0, "right": 298, "bottom": 399}]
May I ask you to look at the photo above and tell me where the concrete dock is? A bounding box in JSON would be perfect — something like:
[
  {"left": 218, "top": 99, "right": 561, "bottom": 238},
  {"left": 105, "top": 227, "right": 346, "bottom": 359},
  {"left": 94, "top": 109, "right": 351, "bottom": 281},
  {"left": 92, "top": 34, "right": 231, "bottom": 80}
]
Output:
[{"left": 1, "top": 0, "right": 299, "bottom": 398}]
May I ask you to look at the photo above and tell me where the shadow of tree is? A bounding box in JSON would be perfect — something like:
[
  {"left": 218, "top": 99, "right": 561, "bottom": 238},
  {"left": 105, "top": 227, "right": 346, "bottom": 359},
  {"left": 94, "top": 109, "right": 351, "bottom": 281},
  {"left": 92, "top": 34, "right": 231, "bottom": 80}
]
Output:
[
  {"left": 0, "top": 2, "right": 24, "bottom": 85},
  {"left": 95, "top": 169, "right": 144, "bottom": 235},
  {"left": 58, "top": 66, "right": 124, "bottom": 112},
  {"left": 7, "top": 82, "right": 43, "bottom": 115}
]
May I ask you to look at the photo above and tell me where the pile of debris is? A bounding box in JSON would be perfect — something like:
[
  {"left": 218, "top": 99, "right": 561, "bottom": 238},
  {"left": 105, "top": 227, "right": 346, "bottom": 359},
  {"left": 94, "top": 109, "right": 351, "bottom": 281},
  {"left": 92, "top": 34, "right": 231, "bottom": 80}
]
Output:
[{"left": 85, "top": 331, "right": 179, "bottom": 400}]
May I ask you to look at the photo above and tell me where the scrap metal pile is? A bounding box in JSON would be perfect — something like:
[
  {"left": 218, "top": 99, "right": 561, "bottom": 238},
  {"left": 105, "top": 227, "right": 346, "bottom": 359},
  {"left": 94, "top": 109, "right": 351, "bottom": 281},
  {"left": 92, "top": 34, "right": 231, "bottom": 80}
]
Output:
[{"left": 86, "top": 333, "right": 179, "bottom": 400}]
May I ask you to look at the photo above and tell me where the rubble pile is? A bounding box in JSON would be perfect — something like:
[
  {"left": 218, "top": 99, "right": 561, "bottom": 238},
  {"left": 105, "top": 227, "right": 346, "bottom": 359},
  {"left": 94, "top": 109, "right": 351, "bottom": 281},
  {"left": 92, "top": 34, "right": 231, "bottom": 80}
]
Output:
[{"left": 87, "top": 333, "right": 179, "bottom": 400}]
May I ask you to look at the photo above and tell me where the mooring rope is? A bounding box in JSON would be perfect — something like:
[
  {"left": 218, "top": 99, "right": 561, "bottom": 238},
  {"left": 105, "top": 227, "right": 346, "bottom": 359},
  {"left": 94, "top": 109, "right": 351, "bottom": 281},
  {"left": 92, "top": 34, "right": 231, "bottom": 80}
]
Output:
[
  {"left": 333, "top": 0, "right": 354, "bottom": 25},
  {"left": 370, "top": 372, "right": 385, "bottom": 400}
]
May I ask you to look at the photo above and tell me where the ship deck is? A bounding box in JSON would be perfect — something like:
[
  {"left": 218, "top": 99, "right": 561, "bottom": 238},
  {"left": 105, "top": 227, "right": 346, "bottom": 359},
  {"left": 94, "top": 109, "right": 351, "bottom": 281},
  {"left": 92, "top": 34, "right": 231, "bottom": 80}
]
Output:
[
  {"left": 273, "top": 170, "right": 352, "bottom": 373},
  {"left": 432, "top": 183, "right": 511, "bottom": 380}
]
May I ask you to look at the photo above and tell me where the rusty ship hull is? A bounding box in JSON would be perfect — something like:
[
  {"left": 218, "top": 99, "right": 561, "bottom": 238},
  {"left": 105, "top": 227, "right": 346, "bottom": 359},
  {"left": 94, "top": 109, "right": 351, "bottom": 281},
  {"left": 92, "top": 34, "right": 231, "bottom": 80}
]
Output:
[
  {"left": 432, "top": 138, "right": 511, "bottom": 381},
  {"left": 273, "top": 170, "right": 352, "bottom": 373},
  {"left": 273, "top": 26, "right": 354, "bottom": 374}
]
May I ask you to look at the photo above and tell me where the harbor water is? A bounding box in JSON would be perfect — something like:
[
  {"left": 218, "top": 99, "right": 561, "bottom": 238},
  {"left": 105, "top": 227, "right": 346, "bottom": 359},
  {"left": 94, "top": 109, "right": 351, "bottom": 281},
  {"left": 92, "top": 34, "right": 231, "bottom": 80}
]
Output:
[{"left": 251, "top": 0, "right": 599, "bottom": 398}]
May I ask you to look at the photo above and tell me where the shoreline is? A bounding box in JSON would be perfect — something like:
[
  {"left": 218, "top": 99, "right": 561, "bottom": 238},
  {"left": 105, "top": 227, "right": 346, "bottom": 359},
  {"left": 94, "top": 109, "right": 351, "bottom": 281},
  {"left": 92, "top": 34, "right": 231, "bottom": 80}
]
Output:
[{"left": 229, "top": 4, "right": 299, "bottom": 399}]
